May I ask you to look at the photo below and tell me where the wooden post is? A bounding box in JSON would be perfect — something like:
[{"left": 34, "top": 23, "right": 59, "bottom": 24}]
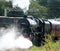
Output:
[{"left": 4, "top": 9, "right": 7, "bottom": 17}]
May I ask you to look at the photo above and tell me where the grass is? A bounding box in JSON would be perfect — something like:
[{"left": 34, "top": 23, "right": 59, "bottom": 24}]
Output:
[
  {"left": 28, "top": 35, "right": 60, "bottom": 51},
  {"left": 28, "top": 40, "right": 60, "bottom": 51}
]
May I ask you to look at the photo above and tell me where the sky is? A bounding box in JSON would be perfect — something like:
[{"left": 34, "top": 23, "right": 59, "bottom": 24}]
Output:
[{"left": 6, "top": 0, "right": 30, "bottom": 12}]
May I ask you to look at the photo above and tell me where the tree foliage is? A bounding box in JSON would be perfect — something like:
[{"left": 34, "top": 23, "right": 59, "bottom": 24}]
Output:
[
  {"left": 28, "top": 0, "right": 60, "bottom": 19},
  {"left": 28, "top": 0, "right": 48, "bottom": 18},
  {"left": 0, "top": 0, "right": 12, "bottom": 16},
  {"left": 0, "top": 0, "right": 24, "bottom": 17},
  {"left": 47, "top": 0, "right": 60, "bottom": 18},
  {"left": 0, "top": 0, "right": 12, "bottom": 9},
  {"left": 7, "top": 6, "right": 24, "bottom": 17},
  {"left": 39, "top": 0, "right": 47, "bottom": 6}
]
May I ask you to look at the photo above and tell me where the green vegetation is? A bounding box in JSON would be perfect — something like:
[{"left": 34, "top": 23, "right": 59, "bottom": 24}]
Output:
[
  {"left": 0, "top": 0, "right": 60, "bottom": 18},
  {"left": 0, "top": 0, "right": 24, "bottom": 16},
  {"left": 0, "top": 0, "right": 12, "bottom": 16},
  {"left": 28, "top": 36, "right": 60, "bottom": 51},
  {"left": 7, "top": 6, "right": 24, "bottom": 17},
  {"left": 28, "top": 41, "right": 60, "bottom": 51},
  {"left": 28, "top": 0, "right": 48, "bottom": 18},
  {"left": 28, "top": 0, "right": 60, "bottom": 18}
]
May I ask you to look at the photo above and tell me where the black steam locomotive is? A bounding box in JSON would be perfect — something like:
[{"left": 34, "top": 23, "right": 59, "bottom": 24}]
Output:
[
  {"left": 0, "top": 16, "right": 60, "bottom": 46},
  {"left": 17, "top": 16, "right": 60, "bottom": 46}
]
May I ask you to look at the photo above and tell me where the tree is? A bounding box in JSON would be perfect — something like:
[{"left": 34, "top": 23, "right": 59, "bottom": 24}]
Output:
[
  {"left": 47, "top": 0, "right": 60, "bottom": 18},
  {"left": 39, "top": 0, "right": 47, "bottom": 6},
  {"left": 0, "top": 0, "right": 6, "bottom": 15},
  {"left": 30, "top": 0, "right": 60, "bottom": 18},
  {"left": 7, "top": 6, "right": 24, "bottom": 17},
  {"left": 38, "top": 0, "right": 60, "bottom": 18},
  {"left": 0, "top": 0, "right": 12, "bottom": 16},
  {"left": 28, "top": 0, "right": 48, "bottom": 18}
]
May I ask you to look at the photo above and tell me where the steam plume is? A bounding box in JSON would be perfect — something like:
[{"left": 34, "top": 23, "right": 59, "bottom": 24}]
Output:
[{"left": 0, "top": 25, "right": 33, "bottom": 51}]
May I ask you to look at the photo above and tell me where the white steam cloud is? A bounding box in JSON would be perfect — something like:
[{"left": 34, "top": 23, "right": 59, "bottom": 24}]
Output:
[
  {"left": 0, "top": 25, "right": 32, "bottom": 51},
  {"left": 6, "top": 0, "right": 30, "bottom": 12}
]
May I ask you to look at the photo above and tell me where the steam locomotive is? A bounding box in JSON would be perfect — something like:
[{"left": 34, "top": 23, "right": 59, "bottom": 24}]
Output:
[
  {"left": 18, "top": 16, "right": 60, "bottom": 46},
  {"left": 0, "top": 16, "right": 60, "bottom": 46}
]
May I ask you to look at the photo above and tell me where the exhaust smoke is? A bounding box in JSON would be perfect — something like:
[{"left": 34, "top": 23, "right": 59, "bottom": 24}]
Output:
[{"left": 0, "top": 25, "right": 33, "bottom": 50}]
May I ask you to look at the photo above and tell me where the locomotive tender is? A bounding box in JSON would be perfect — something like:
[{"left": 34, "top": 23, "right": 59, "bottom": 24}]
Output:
[{"left": 0, "top": 16, "right": 60, "bottom": 46}]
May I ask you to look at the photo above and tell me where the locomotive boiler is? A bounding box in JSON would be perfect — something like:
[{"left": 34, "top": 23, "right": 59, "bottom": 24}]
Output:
[{"left": 0, "top": 16, "right": 60, "bottom": 46}]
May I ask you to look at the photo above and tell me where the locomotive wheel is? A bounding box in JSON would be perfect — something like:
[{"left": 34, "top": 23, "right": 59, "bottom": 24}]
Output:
[{"left": 32, "top": 34, "right": 45, "bottom": 47}]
